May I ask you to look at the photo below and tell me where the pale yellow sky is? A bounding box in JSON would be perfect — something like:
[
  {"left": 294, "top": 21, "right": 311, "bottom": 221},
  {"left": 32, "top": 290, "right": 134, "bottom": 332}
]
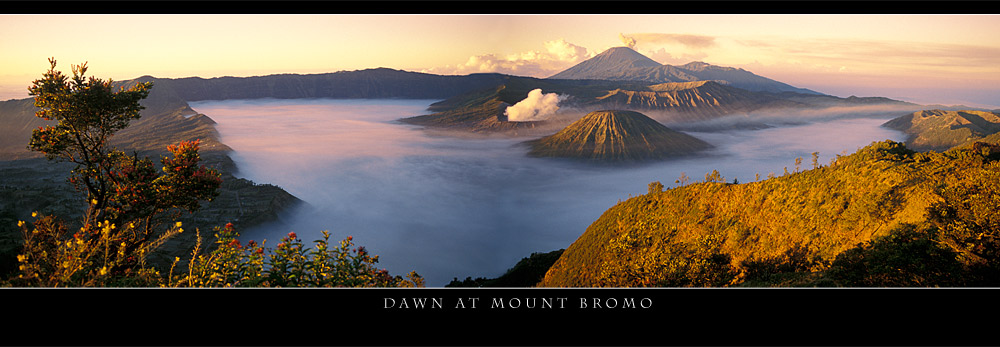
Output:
[{"left": 2, "top": 14, "right": 998, "bottom": 106}]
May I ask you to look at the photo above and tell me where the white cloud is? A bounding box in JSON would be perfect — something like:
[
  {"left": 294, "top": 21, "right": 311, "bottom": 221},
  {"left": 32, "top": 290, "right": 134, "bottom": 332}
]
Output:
[{"left": 423, "top": 39, "right": 594, "bottom": 78}]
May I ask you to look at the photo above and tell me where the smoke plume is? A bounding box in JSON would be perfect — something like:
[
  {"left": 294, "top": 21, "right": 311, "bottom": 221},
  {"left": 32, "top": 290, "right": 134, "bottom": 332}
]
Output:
[
  {"left": 619, "top": 33, "right": 637, "bottom": 49},
  {"left": 505, "top": 88, "right": 563, "bottom": 122}
]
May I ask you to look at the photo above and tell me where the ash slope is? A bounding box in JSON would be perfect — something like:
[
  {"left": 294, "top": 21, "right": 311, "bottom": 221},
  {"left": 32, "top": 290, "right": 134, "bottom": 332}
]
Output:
[{"left": 526, "top": 110, "right": 712, "bottom": 162}]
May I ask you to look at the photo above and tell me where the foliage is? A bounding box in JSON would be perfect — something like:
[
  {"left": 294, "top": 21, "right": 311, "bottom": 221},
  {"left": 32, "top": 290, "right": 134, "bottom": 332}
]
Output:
[
  {"left": 827, "top": 224, "right": 966, "bottom": 287},
  {"left": 7, "top": 213, "right": 172, "bottom": 287},
  {"left": 28, "top": 58, "right": 155, "bottom": 224},
  {"left": 7, "top": 59, "right": 220, "bottom": 284},
  {"left": 926, "top": 146, "right": 1000, "bottom": 285},
  {"left": 648, "top": 181, "right": 664, "bottom": 194},
  {"left": 173, "top": 224, "right": 423, "bottom": 287}
]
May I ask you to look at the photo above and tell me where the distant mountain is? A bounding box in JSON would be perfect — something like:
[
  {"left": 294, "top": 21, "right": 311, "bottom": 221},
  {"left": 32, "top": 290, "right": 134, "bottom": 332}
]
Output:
[
  {"left": 549, "top": 46, "right": 822, "bottom": 95},
  {"left": 526, "top": 110, "right": 712, "bottom": 161},
  {"left": 399, "top": 75, "right": 651, "bottom": 134},
  {"left": 143, "top": 68, "right": 511, "bottom": 101},
  {"left": 883, "top": 109, "right": 1000, "bottom": 152},
  {"left": 401, "top": 72, "right": 918, "bottom": 134},
  {"left": 586, "top": 80, "right": 804, "bottom": 125},
  {"left": 0, "top": 99, "right": 50, "bottom": 160}
]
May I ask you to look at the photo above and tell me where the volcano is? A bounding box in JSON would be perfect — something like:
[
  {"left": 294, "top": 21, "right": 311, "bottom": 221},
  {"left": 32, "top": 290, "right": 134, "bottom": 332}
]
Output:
[
  {"left": 549, "top": 46, "right": 821, "bottom": 95},
  {"left": 526, "top": 110, "right": 712, "bottom": 162}
]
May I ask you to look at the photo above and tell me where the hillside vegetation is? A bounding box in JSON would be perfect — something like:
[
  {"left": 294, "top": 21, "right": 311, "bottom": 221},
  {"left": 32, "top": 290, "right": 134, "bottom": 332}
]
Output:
[{"left": 540, "top": 139, "right": 1000, "bottom": 287}]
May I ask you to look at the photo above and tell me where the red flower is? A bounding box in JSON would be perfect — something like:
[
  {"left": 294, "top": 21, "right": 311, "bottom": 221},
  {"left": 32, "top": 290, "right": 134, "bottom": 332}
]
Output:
[{"left": 288, "top": 232, "right": 297, "bottom": 240}]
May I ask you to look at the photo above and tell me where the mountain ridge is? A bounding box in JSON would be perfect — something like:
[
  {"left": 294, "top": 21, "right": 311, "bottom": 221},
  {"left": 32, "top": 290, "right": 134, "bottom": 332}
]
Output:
[
  {"left": 883, "top": 109, "right": 1000, "bottom": 152},
  {"left": 550, "top": 46, "right": 822, "bottom": 95}
]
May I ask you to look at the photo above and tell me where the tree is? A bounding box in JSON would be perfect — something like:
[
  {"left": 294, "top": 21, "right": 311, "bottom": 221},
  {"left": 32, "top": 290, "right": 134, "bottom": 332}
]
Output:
[
  {"left": 675, "top": 172, "right": 690, "bottom": 186},
  {"left": 648, "top": 181, "right": 664, "bottom": 194},
  {"left": 11, "top": 59, "right": 222, "bottom": 285},
  {"left": 29, "top": 58, "right": 153, "bottom": 224},
  {"left": 9, "top": 59, "right": 421, "bottom": 287},
  {"left": 28, "top": 58, "right": 221, "bottom": 235}
]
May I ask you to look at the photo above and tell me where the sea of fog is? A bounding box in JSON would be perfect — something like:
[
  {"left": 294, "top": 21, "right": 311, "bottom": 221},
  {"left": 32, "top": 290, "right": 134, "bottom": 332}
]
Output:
[{"left": 189, "top": 98, "right": 907, "bottom": 286}]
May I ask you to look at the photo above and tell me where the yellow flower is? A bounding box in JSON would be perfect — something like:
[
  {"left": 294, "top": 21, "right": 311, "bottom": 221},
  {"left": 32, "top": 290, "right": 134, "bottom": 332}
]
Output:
[
  {"left": 175, "top": 221, "right": 183, "bottom": 228},
  {"left": 17, "top": 221, "right": 24, "bottom": 227},
  {"left": 99, "top": 267, "right": 107, "bottom": 276},
  {"left": 31, "top": 212, "right": 37, "bottom": 217}
]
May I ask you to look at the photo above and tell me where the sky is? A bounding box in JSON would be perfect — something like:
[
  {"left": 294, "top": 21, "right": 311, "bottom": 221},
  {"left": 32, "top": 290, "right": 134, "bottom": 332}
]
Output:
[{"left": 1, "top": 14, "right": 999, "bottom": 107}]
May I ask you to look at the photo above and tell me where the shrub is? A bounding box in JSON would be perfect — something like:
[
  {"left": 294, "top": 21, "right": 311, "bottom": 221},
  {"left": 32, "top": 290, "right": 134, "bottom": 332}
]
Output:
[{"left": 172, "top": 224, "right": 423, "bottom": 288}]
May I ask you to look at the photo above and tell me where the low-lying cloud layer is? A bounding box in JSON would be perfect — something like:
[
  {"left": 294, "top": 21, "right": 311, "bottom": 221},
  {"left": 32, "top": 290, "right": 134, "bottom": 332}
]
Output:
[
  {"left": 505, "top": 88, "right": 564, "bottom": 122},
  {"left": 191, "top": 98, "right": 909, "bottom": 286}
]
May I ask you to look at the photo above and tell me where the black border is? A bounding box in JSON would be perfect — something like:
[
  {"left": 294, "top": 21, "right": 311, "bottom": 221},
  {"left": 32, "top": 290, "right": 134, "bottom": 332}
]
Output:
[
  {"left": 4, "top": 3, "right": 998, "bottom": 347},
  {"left": 6, "top": 286, "right": 1000, "bottom": 346}
]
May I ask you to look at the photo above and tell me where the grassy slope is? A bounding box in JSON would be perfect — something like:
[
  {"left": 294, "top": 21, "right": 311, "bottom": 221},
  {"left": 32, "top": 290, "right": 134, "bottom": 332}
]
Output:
[{"left": 540, "top": 139, "right": 996, "bottom": 287}]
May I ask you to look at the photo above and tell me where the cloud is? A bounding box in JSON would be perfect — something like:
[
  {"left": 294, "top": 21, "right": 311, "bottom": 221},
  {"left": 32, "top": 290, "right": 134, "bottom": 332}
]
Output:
[
  {"left": 735, "top": 38, "right": 1000, "bottom": 76},
  {"left": 423, "top": 39, "right": 594, "bottom": 78},
  {"left": 621, "top": 33, "right": 717, "bottom": 49},
  {"left": 617, "top": 33, "right": 717, "bottom": 65},
  {"left": 644, "top": 47, "right": 709, "bottom": 65},
  {"left": 504, "top": 88, "right": 564, "bottom": 122},
  {"left": 619, "top": 33, "right": 636, "bottom": 49}
]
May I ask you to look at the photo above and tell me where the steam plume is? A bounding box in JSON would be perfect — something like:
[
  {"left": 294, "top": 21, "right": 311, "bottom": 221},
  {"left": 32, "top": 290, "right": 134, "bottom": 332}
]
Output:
[
  {"left": 505, "top": 88, "right": 563, "bottom": 122},
  {"left": 619, "top": 33, "right": 637, "bottom": 49}
]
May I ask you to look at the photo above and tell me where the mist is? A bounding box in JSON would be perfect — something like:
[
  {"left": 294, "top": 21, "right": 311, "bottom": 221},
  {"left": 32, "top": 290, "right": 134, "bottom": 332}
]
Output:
[{"left": 190, "top": 98, "right": 906, "bottom": 286}]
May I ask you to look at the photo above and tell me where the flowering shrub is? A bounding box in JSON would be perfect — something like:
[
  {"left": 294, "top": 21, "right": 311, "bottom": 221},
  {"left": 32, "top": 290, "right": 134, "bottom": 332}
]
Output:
[
  {"left": 172, "top": 224, "right": 423, "bottom": 287},
  {"left": 8, "top": 213, "right": 173, "bottom": 287},
  {"left": 7, "top": 216, "right": 423, "bottom": 288}
]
